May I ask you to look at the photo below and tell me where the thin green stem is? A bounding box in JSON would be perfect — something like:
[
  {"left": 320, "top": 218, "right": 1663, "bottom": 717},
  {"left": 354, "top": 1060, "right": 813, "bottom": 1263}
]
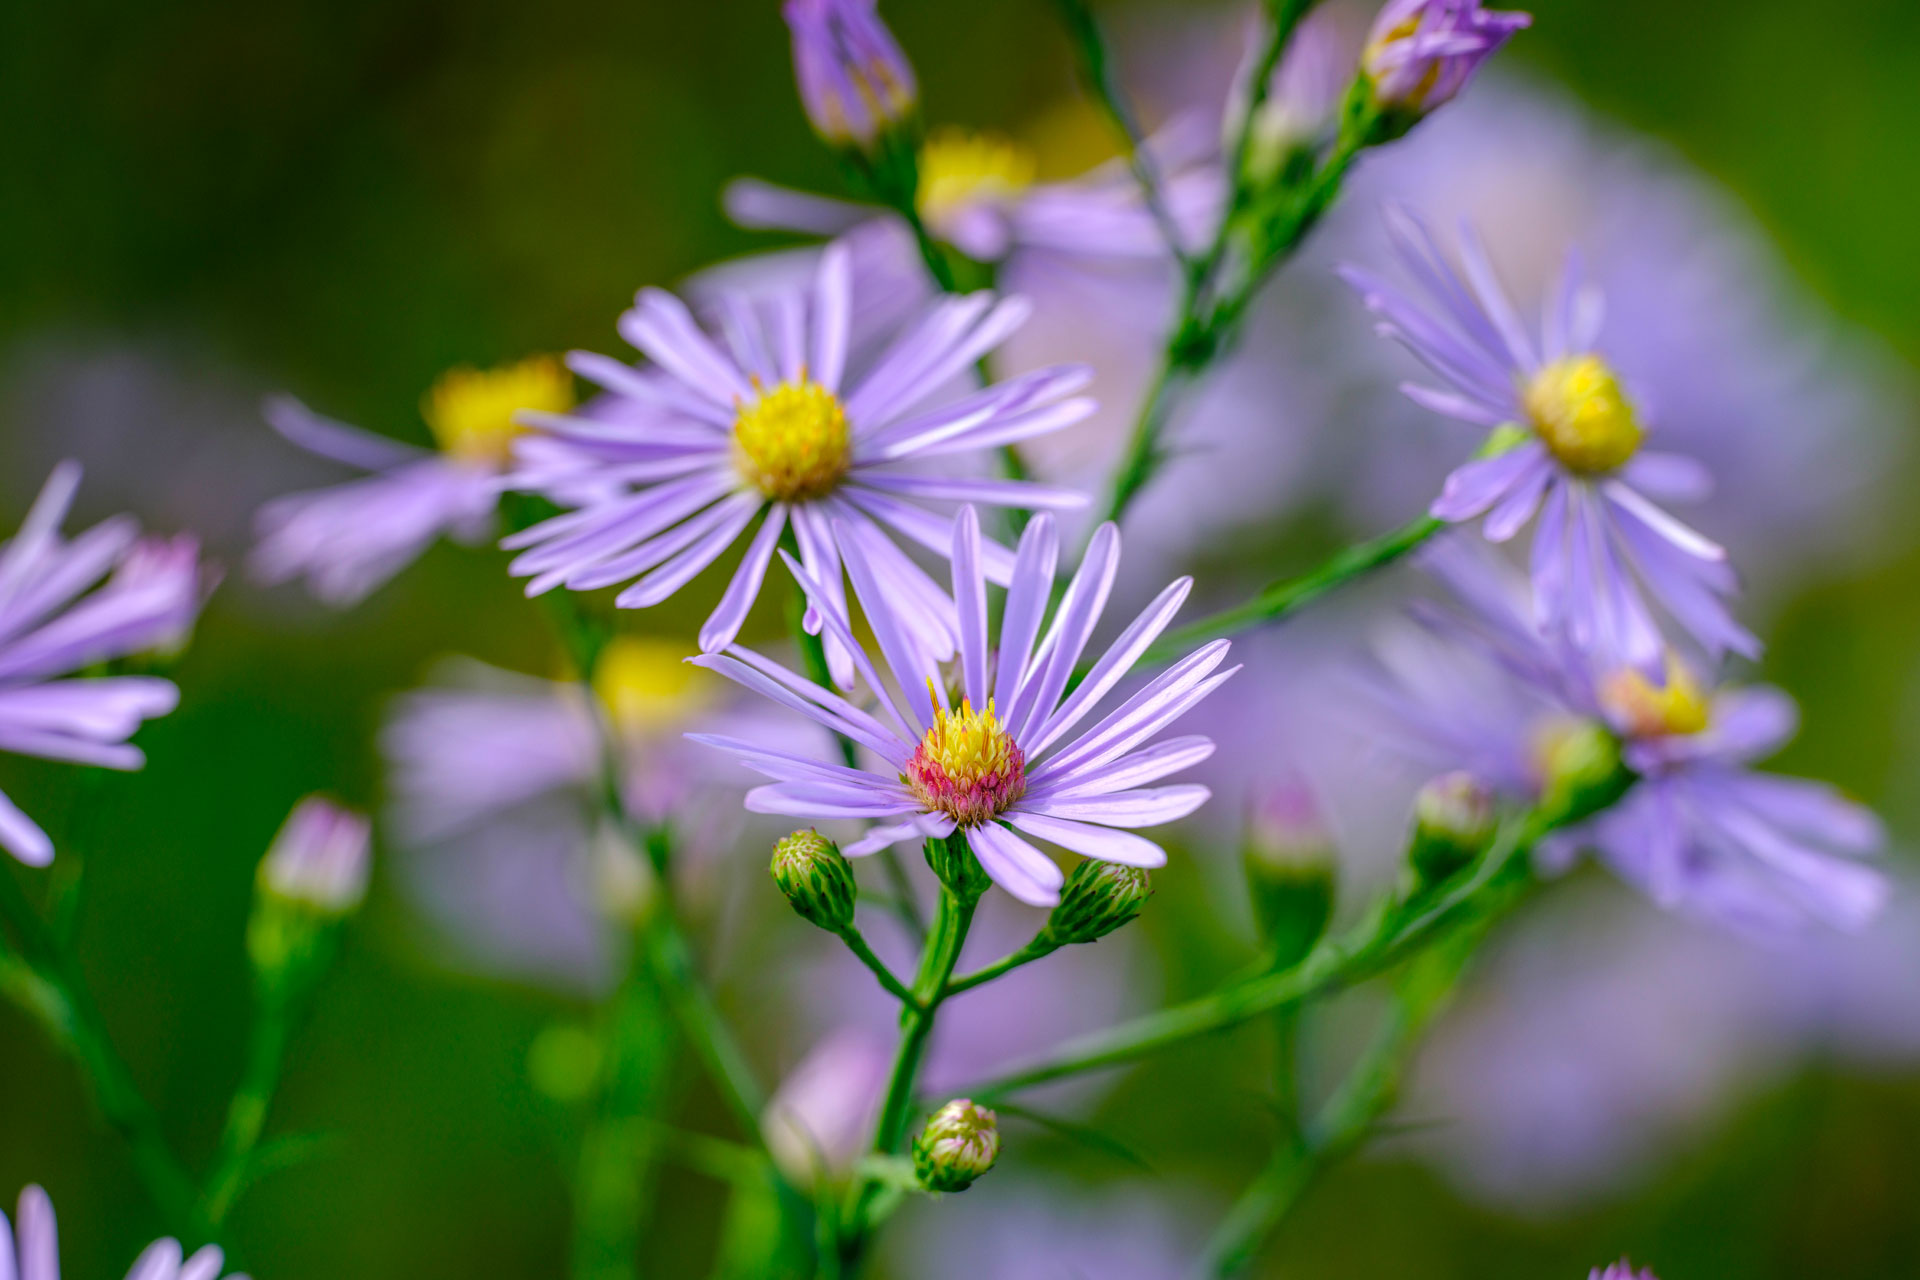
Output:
[
  {"left": 943, "top": 937, "right": 1057, "bottom": 998},
  {"left": 201, "top": 990, "right": 294, "bottom": 1224},
  {"left": 836, "top": 926, "right": 919, "bottom": 1007},
  {"left": 1147, "top": 515, "right": 1443, "bottom": 662},
  {"left": 0, "top": 869, "right": 212, "bottom": 1241}
]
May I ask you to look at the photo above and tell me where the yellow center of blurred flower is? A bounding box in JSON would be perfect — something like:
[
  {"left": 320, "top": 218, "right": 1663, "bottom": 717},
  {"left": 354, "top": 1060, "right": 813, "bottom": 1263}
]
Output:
[
  {"left": 422, "top": 356, "right": 573, "bottom": 466},
  {"left": 1521, "top": 354, "right": 1644, "bottom": 474},
  {"left": 916, "top": 128, "right": 1037, "bottom": 228},
  {"left": 731, "top": 374, "right": 853, "bottom": 502},
  {"left": 905, "top": 687, "right": 1026, "bottom": 827},
  {"left": 1600, "top": 657, "right": 1711, "bottom": 739},
  {"left": 592, "top": 636, "right": 715, "bottom": 737}
]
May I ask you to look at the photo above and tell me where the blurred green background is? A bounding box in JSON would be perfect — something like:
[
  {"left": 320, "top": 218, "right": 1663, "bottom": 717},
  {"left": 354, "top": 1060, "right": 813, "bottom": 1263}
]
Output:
[{"left": 4, "top": 0, "right": 1920, "bottom": 1276}]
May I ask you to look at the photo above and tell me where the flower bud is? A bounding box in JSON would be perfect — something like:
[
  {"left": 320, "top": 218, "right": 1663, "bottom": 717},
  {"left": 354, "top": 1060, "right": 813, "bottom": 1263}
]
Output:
[
  {"left": 248, "top": 797, "right": 371, "bottom": 989},
  {"left": 783, "top": 0, "right": 918, "bottom": 152},
  {"left": 1362, "top": 0, "right": 1530, "bottom": 117},
  {"left": 1243, "top": 782, "right": 1336, "bottom": 968},
  {"left": 1409, "top": 771, "right": 1496, "bottom": 885},
  {"left": 771, "top": 830, "right": 856, "bottom": 932},
  {"left": 1535, "top": 718, "right": 1630, "bottom": 824},
  {"left": 925, "top": 831, "right": 992, "bottom": 905},
  {"left": 912, "top": 1098, "right": 999, "bottom": 1193},
  {"left": 1042, "top": 861, "right": 1151, "bottom": 947}
]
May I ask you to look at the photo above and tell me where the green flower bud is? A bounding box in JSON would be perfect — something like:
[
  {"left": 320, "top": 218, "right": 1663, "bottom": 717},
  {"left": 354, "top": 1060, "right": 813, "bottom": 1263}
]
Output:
[
  {"left": 925, "top": 832, "right": 992, "bottom": 906},
  {"left": 1243, "top": 783, "right": 1337, "bottom": 968},
  {"left": 1409, "top": 771, "right": 1497, "bottom": 885},
  {"left": 1535, "top": 718, "right": 1630, "bottom": 824},
  {"left": 1042, "top": 861, "right": 1151, "bottom": 947},
  {"left": 771, "top": 830, "right": 856, "bottom": 932},
  {"left": 912, "top": 1099, "right": 999, "bottom": 1193}
]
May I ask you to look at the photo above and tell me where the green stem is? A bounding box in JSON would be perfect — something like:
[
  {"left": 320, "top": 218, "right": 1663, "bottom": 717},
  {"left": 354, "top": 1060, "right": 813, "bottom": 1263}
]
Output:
[
  {"left": 0, "top": 869, "right": 212, "bottom": 1241},
  {"left": 201, "top": 988, "right": 294, "bottom": 1224},
  {"left": 1146, "top": 515, "right": 1443, "bottom": 662},
  {"left": 639, "top": 889, "right": 766, "bottom": 1146},
  {"left": 942, "top": 936, "right": 1057, "bottom": 998},
  {"left": 836, "top": 926, "right": 919, "bottom": 1007}
]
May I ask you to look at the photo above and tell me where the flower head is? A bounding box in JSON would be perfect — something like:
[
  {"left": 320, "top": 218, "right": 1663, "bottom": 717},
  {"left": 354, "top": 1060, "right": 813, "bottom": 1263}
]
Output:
[
  {"left": 693, "top": 506, "right": 1231, "bottom": 906},
  {"left": 253, "top": 357, "right": 580, "bottom": 605},
  {"left": 784, "top": 0, "right": 918, "bottom": 149},
  {"left": 2, "top": 1185, "right": 243, "bottom": 1280},
  {"left": 0, "top": 464, "right": 209, "bottom": 867},
  {"left": 1342, "top": 209, "right": 1755, "bottom": 669},
  {"left": 502, "top": 241, "right": 1093, "bottom": 686},
  {"left": 1362, "top": 0, "right": 1530, "bottom": 114}
]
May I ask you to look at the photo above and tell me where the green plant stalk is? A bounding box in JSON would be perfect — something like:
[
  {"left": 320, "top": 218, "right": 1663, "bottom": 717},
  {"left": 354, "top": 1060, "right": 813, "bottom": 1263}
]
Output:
[
  {"left": 0, "top": 868, "right": 212, "bottom": 1241},
  {"left": 201, "top": 985, "right": 295, "bottom": 1224},
  {"left": 835, "top": 925, "right": 919, "bottom": 1006},
  {"left": 942, "top": 936, "right": 1057, "bottom": 998}
]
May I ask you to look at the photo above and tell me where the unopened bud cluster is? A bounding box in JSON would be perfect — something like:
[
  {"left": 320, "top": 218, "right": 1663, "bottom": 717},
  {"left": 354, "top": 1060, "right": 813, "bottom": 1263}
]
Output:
[
  {"left": 913, "top": 1098, "right": 999, "bottom": 1193},
  {"left": 771, "top": 829, "right": 857, "bottom": 932}
]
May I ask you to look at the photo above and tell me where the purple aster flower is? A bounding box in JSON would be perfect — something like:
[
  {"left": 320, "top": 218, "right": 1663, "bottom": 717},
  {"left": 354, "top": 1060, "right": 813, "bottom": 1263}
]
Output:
[
  {"left": 253, "top": 356, "right": 584, "bottom": 605},
  {"left": 784, "top": 0, "right": 917, "bottom": 150},
  {"left": 0, "top": 464, "right": 211, "bottom": 867},
  {"left": 762, "top": 1027, "right": 894, "bottom": 1190},
  {"left": 502, "top": 242, "right": 1093, "bottom": 687},
  {"left": 2, "top": 1185, "right": 245, "bottom": 1280},
  {"left": 1373, "top": 538, "right": 1883, "bottom": 933},
  {"left": 258, "top": 795, "right": 372, "bottom": 915},
  {"left": 1342, "top": 209, "right": 1757, "bottom": 670},
  {"left": 1361, "top": 0, "right": 1530, "bottom": 114},
  {"left": 691, "top": 505, "right": 1233, "bottom": 906},
  {"left": 726, "top": 119, "right": 1222, "bottom": 266},
  {"left": 1591, "top": 1261, "right": 1658, "bottom": 1280}
]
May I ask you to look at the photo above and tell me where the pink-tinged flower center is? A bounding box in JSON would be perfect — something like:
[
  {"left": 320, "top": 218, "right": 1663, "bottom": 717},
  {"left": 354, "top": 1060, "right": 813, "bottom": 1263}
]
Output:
[
  {"left": 1521, "top": 354, "right": 1644, "bottom": 474},
  {"left": 732, "top": 374, "right": 853, "bottom": 502},
  {"left": 904, "top": 691, "right": 1026, "bottom": 827}
]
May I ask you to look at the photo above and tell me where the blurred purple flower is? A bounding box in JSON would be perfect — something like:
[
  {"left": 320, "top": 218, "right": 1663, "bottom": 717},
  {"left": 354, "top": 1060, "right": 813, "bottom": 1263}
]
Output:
[
  {"left": 1342, "top": 209, "right": 1755, "bottom": 670},
  {"left": 1591, "top": 1262, "right": 1659, "bottom": 1280},
  {"left": 253, "top": 356, "right": 583, "bottom": 606},
  {"left": 783, "top": 0, "right": 917, "bottom": 148},
  {"left": 893, "top": 1178, "right": 1204, "bottom": 1279},
  {"left": 502, "top": 242, "right": 1091, "bottom": 686},
  {"left": 693, "top": 507, "right": 1230, "bottom": 906},
  {"left": 2, "top": 1184, "right": 244, "bottom": 1280},
  {"left": 762, "top": 1027, "right": 894, "bottom": 1189},
  {"left": 1361, "top": 0, "right": 1529, "bottom": 114},
  {"left": 0, "top": 463, "right": 211, "bottom": 866}
]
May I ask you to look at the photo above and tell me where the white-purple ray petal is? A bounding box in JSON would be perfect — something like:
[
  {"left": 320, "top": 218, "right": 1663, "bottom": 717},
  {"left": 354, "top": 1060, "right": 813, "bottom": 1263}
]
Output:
[
  {"left": 992, "top": 515, "right": 1058, "bottom": 712},
  {"left": 1028, "top": 735, "right": 1216, "bottom": 800},
  {"left": 1006, "top": 522, "right": 1119, "bottom": 742},
  {"left": 1022, "top": 784, "right": 1212, "bottom": 827},
  {"left": 965, "top": 820, "right": 1066, "bottom": 906},
  {"left": 699, "top": 504, "right": 789, "bottom": 652},
  {"left": 1026, "top": 575, "right": 1193, "bottom": 757},
  {"left": 1004, "top": 811, "right": 1169, "bottom": 869},
  {"left": 843, "top": 813, "right": 956, "bottom": 858}
]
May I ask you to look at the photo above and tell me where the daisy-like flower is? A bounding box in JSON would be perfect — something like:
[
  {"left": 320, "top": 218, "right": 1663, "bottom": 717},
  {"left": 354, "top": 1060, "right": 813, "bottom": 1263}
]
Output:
[
  {"left": 501, "top": 242, "right": 1092, "bottom": 686},
  {"left": 253, "top": 356, "right": 581, "bottom": 605},
  {"left": 1361, "top": 0, "right": 1530, "bottom": 115},
  {"left": 692, "top": 505, "right": 1233, "bottom": 906},
  {"left": 0, "top": 464, "right": 210, "bottom": 867},
  {"left": 1, "top": 1185, "right": 245, "bottom": 1280},
  {"left": 1372, "top": 538, "right": 1883, "bottom": 933},
  {"left": 1342, "top": 209, "right": 1757, "bottom": 669},
  {"left": 784, "top": 0, "right": 917, "bottom": 150}
]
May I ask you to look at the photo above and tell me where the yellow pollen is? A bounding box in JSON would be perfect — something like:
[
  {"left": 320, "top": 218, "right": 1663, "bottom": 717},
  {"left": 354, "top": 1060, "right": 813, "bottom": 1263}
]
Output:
[
  {"left": 731, "top": 373, "right": 852, "bottom": 502},
  {"left": 592, "top": 636, "right": 716, "bottom": 737},
  {"left": 1600, "top": 656, "right": 1711, "bottom": 739},
  {"left": 916, "top": 128, "right": 1037, "bottom": 228},
  {"left": 1521, "top": 354, "right": 1644, "bottom": 474},
  {"left": 920, "top": 695, "right": 1017, "bottom": 785},
  {"left": 422, "top": 355, "right": 573, "bottom": 466}
]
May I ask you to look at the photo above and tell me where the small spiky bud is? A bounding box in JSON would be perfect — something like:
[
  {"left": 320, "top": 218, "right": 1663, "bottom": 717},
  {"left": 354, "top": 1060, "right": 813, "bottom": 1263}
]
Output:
[
  {"left": 1409, "top": 771, "right": 1496, "bottom": 885},
  {"left": 771, "top": 830, "right": 856, "bottom": 932},
  {"left": 913, "top": 1099, "right": 999, "bottom": 1193},
  {"left": 1042, "top": 861, "right": 1151, "bottom": 947}
]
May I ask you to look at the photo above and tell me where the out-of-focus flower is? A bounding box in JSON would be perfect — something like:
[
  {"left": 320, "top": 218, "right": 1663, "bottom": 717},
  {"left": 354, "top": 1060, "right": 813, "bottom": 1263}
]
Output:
[
  {"left": 783, "top": 0, "right": 917, "bottom": 150},
  {"left": 1342, "top": 210, "right": 1753, "bottom": 670},
  {"left": 257, "top": 796, "right": 373, "bottom": 916},
  {"left": 1375, "top": 538, "right": 1884, "bottom": 933},
  {"left": 727, "top": 119, "right": 1222, "bottom": 266},
  {"left": 763, "top": 1028, "right": 893, "bottom": 1190},
  {"left": 0, "top": 463, "right": 210, "bottom": 867},
  {"left": 1591, "top": 1261, "right": 1658, "bottom": 1280},
  {"left": 502, "top": 243, "right": 1091, "bottom": 686},
  {"left": 894, "top": 1178, "right": 1204, "bottom": 1280},
  {"left": 1, "top": 1185, "right": 245, "bottom": 1280},
  {"left": 912, "top": 1098, "right": 999, "bottom": 1192},
  {"left": 1360, "top": 0, "right": 1529, "bottom": 115},
  {"left": 252, "top": 356, "right": 576, "bottom": 605},
  {"left": 693, "top": 507, "right": 1231, "bottom": 906},
  {"left": 384, "top": 638, "right": 828, "bottom": 992}
]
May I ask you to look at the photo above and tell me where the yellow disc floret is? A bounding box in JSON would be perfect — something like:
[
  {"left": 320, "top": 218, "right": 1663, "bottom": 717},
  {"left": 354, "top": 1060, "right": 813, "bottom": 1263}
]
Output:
[
  {"left": 423, "top": 355, "right": 573, "bottom": 466},
  {"left": 1521, "top": 354, "right": 1644, "bottom": 474},
  {"left": 731, "top": 374, "right": 853, "bottom": 502},
  {"left": 905, "top": 686, "right": 1027, "bottom": 827},
  {"left": 917, "top": 128, "right": 1037, "bottom": 228},
  {"left": 1600, "top": 656, "right": 1711, "bottom": 739},
  {"left": 592, "top": 636, "right": 716, "bottom": 737}
]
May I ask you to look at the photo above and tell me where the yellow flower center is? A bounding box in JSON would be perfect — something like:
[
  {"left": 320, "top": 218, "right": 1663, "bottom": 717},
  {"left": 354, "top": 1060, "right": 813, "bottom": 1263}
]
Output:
[
  {"left": 1521, "top": 354, "right": 1644, "bottom": 474},
  {"left": 904, "top": 688, "right": 1027, "bottom": 827},
  {"left": 1600, "top": 657, "right": 1711, "bottom": 739},
  {"left": 916, "top": 128, "right": 1037, "bottom": 229},
  {"left": 731, "top": 374, "right": 853, "bottom": 502},
  {"left": 422, "top": 355, "right": 573, "bottom": 466},
  {"left": 592, "top": 636, "right": 715, "bottom": 737}
]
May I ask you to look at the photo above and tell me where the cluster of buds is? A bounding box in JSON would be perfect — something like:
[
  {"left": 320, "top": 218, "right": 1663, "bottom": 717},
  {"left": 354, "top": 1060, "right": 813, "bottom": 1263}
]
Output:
[
  {"left": 247, "top": 796, "right": 372, "bottom": 996},
  {"left": 913, "top": 1098, "right": 999, "bottom": 1193}
]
